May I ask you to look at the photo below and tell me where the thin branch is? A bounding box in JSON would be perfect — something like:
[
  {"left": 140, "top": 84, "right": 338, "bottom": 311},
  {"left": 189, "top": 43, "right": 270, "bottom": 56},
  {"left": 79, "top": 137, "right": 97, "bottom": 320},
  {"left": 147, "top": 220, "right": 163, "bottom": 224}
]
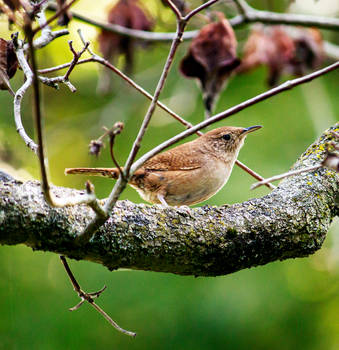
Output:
[
  {"left": 107, "top": 123, "right": 125, "bottom": 180},
  {"left": 236, "top": 160, "right": 276, "bottom": 189},
  {"left": 64, "top": 40, "right": 89, "bottom": 80},
  {"left": 324, "top": 41, "right": 339, "bottom": 61},
  {"left": 46, "top": 2, "right": 339, "bottom": 44},
  {"left": 237, "top": 1, "right": 339, "bottom": 31},
  {"left": 184, "top": 0, "right": 220, "bottom": 21},
  {"left": 38, "top": 39, "right": 89, "bottom": 93},
  {"left": 129, "top": 61, "right": 339, "bottom": 175},
  {"left": 33, "top": 0, "right": 79, "bottom": 35},
  {"left": 122, "top": 21, "right": 185, "bottom": 179},
  {"left": 165, "top": 0, "right": 183, "bottom": 19},
  {"left": 38, "top": 58, "right": 93, "bottom": 73},
  {"left": 25, "top": 20, "right": 55, "bottom": 206},
  {"left": 60, "top": 256, "right": 136, "bottom": 337},
  {"left": 13, "top": 41, "right": 38, "bottom": 153},
  {"left": 31, "top": 7, "right": 69, "bottom": 49},
  {"left": 46, "top": 3, "right": 197, "bottom": 41},
  {"left": 251, "top": 165, "right": 321, "bottom": 190}
]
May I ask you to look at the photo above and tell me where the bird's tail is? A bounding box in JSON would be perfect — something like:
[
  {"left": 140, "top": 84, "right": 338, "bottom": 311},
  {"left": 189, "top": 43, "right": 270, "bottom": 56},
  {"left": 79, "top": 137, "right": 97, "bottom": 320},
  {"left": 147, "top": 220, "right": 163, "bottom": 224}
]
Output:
[{"left": 65, "top": 167, "right": 120, "bottom": 179}]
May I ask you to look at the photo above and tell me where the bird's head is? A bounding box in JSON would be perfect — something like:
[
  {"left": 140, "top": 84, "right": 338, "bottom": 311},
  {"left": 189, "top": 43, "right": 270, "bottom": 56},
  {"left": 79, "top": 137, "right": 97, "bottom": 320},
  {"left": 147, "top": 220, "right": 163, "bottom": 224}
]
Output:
[{"left": 202, "top": 125, "right": 262, "bottom": 161}]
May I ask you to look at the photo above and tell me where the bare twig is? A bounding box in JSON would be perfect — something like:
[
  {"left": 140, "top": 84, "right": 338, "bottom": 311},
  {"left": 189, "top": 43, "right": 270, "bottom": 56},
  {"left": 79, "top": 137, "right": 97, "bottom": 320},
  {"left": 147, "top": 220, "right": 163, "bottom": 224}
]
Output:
[
  {"left": 251, "top": 165, "right": 321, "bottom": 190},
  {"left": 32, "top": 7, "right": 69, "bottom": 49},
  {"left": 234, "top": 0, "right": 339, "bottom": 31},
  {"left": 121, "top": 21, "right": 185, "bottom": 180},
  {"left": 252, "top": 137, "right": 339, "bottom": 189},
  {"left": 46, "top": 3, "right": 198, "bottom": 41},
  {"left": 25, "top": 20, "right": 52, "bottom": 204},
  {"left": 13, "top": 39, "right": 38, "bottom": 153},
  {"left": 46, "top": 1, "right": 339, "bottom": 44},
  {"left": 38, "top": 39, "right": 89, "bottom": 92},
  {"left": 184, "top": 0, "right": 220, "bottom": 21},
  {"left": 60, "top": 256, "right": 136, "bottom": 337},
  {"left": 38, "top": 58, "right": 93, "bottom": 73},
  {"left": 33, "top": 0, "right": 79, "bottom": 35},
  {"left": 324, "top": 41, "right": 339, "bottom": 61},
  {"left": 165, "top": 0, "right": 183, "bottom": 19},
  {"left": 107, "top": 123, "right": 125, "bottom": 180}
]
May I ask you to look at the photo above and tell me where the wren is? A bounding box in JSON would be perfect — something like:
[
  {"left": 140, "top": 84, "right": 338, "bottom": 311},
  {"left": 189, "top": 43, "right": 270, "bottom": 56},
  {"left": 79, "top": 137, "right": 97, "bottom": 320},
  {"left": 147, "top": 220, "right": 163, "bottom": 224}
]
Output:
[{"left": 65, "top": 125, "right": 262, "bottom": 206}]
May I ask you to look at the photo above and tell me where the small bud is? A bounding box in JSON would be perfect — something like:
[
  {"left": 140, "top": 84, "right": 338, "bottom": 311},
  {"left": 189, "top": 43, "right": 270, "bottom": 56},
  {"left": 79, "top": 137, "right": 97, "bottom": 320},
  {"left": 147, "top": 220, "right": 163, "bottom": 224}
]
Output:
[
  {"left": 89, "top": 140, "right": 104, "bottom": 157},
  {"left": 113, "top": 121, "right": 124, "bottom": 135}
]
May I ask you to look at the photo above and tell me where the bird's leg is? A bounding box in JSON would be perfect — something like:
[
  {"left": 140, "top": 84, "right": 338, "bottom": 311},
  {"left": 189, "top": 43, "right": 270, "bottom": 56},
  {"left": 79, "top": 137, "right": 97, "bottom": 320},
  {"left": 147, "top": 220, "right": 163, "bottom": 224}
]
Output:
[{"left": 157, "top": 193, "right": 169, "bottom": 207}]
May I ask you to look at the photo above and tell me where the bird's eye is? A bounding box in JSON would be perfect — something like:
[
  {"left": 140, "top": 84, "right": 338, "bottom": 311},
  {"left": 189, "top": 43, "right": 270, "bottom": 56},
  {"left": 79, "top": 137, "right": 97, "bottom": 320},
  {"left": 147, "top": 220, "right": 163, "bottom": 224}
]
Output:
[{"left": 222, "top": 134, "right": 231, "bottom": 141}]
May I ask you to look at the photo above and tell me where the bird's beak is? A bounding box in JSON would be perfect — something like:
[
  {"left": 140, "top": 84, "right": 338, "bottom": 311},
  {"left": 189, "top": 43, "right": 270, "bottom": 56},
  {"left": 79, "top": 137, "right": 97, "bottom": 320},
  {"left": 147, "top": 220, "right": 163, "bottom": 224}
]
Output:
[{"left": 241, "top": 125, "right": 262, "bottom": 135}]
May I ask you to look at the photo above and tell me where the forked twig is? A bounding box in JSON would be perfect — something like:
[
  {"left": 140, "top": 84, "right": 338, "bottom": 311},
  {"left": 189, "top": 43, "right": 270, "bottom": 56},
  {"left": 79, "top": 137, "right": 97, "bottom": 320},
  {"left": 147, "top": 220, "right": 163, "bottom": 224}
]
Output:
[{"left": 60, "top": 256, "right": 136, "bottom": 337}]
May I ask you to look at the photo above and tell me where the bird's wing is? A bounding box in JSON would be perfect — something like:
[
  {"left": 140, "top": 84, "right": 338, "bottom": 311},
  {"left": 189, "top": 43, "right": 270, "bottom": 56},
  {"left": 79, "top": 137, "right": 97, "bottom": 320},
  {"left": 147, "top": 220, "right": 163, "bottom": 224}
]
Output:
[{"left": 143, "top": 144, "right": 202, "bottom": 171}]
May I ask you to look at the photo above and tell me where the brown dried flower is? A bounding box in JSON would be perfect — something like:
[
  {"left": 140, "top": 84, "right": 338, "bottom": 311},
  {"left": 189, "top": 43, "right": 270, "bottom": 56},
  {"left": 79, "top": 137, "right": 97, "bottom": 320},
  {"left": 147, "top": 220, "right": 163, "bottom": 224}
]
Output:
[
  {"left": 285, "top": 27, "right": 324, "bottom": 77},
  {"left": 0, "top": 38, "right": 18, "bottom": 95},
  {"left": 179, "top": 13, "right": 240, "bottom": 118},
  {"left": 98, "top": 0, "right": 153, "bottom": 75},
  {"left": 239, "top": 25, "right": 324, "bottom": 86}
]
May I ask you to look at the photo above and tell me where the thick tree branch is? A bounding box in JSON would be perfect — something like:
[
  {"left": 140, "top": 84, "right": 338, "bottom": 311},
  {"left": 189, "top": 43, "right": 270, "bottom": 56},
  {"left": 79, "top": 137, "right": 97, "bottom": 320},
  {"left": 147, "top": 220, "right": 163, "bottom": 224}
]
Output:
[{"left": 0, "top": 124, "right": 338, "bottom": 276}]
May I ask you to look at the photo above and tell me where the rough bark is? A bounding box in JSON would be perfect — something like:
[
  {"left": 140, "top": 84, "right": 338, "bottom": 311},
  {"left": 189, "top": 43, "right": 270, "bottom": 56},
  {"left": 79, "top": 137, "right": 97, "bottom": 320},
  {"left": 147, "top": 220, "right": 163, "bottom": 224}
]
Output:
[{"left": 0, "top": 124, "right": 338, "bottom": 276}]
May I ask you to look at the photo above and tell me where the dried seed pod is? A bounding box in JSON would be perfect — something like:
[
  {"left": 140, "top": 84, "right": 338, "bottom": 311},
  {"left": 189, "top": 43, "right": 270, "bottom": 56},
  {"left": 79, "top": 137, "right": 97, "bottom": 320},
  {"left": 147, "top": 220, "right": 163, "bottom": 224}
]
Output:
[
  {"left": 179, "top": 13, "right": 240, "bottom": 118},
  {"left": 89, "top": 140, "right": 104, "bottom": 157}
]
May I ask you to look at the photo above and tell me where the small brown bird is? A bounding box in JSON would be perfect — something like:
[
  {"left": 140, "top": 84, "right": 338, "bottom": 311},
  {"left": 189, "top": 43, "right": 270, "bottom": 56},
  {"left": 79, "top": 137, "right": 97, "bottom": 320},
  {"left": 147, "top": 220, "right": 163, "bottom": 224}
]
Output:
[{"left": 65, "top": 126, "right": 262, "bottom": 206}]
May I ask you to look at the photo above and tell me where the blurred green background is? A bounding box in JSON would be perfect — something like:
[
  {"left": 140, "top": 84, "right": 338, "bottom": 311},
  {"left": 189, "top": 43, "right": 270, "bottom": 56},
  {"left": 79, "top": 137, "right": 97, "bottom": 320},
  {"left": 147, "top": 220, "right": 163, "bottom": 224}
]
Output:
[{"left": 0, "top": 1, "right": 339, "bottom": 349}]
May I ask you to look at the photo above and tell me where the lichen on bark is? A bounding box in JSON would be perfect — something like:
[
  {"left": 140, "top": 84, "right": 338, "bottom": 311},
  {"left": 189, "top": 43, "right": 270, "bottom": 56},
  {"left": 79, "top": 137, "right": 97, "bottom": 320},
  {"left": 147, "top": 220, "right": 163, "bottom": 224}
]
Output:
[{"left": 0, "top": 124, "right": 338, "bottom": 276}]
